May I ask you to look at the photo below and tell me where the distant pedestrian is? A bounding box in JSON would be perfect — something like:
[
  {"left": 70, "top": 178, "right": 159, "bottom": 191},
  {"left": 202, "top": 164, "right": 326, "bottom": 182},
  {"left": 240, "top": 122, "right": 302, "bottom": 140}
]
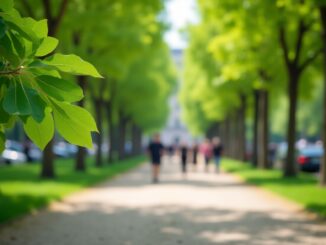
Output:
[
  {"left": 180, "top": 143, "right": 188, "bottom": 174},
  {"left": 167, "top": 145, "right": 174, "bottom": 158},
  {"left": 192, "top": 142, "right": 198, "bottom": 168},
  {"left": 212, "top": 137, "right": 223, "bottom": 173},
  {"left": 200, "top": 139, "right": 213, "bottom": 171},
  {"left": 147, "top": 134, "right": 164, "bottom": 183}
]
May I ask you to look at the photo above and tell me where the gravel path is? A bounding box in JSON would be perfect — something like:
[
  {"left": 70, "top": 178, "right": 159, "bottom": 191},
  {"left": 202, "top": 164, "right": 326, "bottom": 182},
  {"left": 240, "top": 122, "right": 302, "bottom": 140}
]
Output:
[{"left": 0, "top": 157, "right": 326, "bottom": 245}]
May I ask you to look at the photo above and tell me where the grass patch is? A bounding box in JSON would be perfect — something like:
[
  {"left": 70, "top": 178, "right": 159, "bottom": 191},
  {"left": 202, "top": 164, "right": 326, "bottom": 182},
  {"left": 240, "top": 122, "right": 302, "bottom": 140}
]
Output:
[
  {"left": 222, "top": 158, "right": 326, "bottom": 218},
  {"left": 0, "top": 156, "right": 145, "bottom": 224}
]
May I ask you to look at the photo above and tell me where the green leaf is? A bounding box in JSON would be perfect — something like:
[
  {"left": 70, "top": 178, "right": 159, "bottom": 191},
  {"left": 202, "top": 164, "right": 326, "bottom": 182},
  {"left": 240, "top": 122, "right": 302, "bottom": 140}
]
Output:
[
  {"left": 0, "top": 18, "right": 7, "bottom": 39},
  {"left": 44, "top": 54, "right": 103, "bottom": 78},
  {"left": 23, "top": 110, "right": 54, "bottom": 150},
  {"left": 30, "top": 19, "right": 47, "bottom": 39},
  {"left": 27, "top": 63, "right": 61, "bottom": 77},
  {"left": 28, "top": 60, "right": 56, "bottom": 70},
  {"left": 0, "top": 131, "right": 4, "bottom": 153},
  {"left": 9, "top": 30, "right": 25, "bottom": 59},
  {"left": 0, "top": 76, "right": 10, "bottom": 88},
  {"left": 0, "top": 0, "right": 14, "bottom": 12},
  {"left": 52, "top": 101, "right": 98, "bottom": 148},
  {"left": 0, "top": 33, "right": 20, "bottom": 66},
  {"left": 35, "top": 75, "right": 83, "bottom": 102},
  {"left": 3, "top": 115, "right": 15, "bottom": 128},
  {"left": 35, "top": 37, "right": 58, "bottom": 57},
  {"left": 3, "top": 81, "right": 46, "bottom": 122},
  {"left": 0, "top": 99, "right": 10, "bottom": 123},
  {"left": 2, "top": 14, "right": 39, "bottom": 44}
]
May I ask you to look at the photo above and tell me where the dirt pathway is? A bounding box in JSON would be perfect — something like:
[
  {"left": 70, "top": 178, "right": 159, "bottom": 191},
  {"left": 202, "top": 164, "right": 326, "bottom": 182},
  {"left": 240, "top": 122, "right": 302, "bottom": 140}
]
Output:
[{"left": 0, "top": 157, "right": 326, "bottom": 245}]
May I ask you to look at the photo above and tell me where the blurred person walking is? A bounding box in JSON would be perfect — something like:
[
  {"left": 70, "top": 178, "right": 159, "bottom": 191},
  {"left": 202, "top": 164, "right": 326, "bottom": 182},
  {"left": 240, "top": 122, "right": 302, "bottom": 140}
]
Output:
[
  {"left": 192, "top": 142, "right": 199, "bottom": 169},
  {"left": 180, "top": 143, "right": 188, "bottom": 174},
  {"left": 212, "top": 137, "right": 223, "bottom": 173},
  {"left": 200, "top": 139, "right": 213, "bottom": 172},
  {"left": 147, "top": 134, "right": 164, "bottom": 183}
]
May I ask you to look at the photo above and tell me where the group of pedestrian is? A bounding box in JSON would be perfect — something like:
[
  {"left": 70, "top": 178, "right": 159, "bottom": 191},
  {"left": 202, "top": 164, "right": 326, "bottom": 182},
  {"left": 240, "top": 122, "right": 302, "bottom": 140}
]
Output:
[{"left": 147, "top": 134, "right": 223, "bottom": 183}]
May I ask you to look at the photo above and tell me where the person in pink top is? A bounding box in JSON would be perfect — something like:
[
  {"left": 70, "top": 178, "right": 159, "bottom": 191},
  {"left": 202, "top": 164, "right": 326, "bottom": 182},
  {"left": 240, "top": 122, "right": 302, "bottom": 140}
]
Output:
[{"left": 200, "top": 139, "right": 213, "bottom": 171}]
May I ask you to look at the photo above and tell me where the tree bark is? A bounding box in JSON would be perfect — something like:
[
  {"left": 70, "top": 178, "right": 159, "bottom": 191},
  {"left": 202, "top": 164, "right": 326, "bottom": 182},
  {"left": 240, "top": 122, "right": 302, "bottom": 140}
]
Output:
[
  {"left": 257, "top": 89, "right": 269, "bottom": 169},
  {"left": 279, "top": 21, "right": 311, "bottom": 177},
  {"left": 319, "top": 6, "right": 326, "bottom": 186},
  {"left": 136, "top": 127, "right": 143, "bottom": 155},
  {"left": 131, "top": 123, "right": 139, "bottom": 156},
  {"left": 41, "top": 140, "right": 55, "bottom": 178},
  {"left": 252, "top": 90, "right": 260, "bottom": 167},
  {"left": 238, "top": 95, "right": 247, "bottom": 162},
  {"left": 75, "top": 76, "right": 87, "bottom": 172},
  {"left": 40, "top": 0, "right": 70, "bottom": 178},
  {"left": 106, "top": 102, "right": 118, "bottom": 163},
  {"left": 94, "top": 98, "right": 103, "bottom": 167},
  {"left": 230, "top": 113, "right": 237, "bottom": 159},
  {"left": 118, "top": 116, "right": 127, "bottom": 160},
  {"left": 284, "top": 72, "right": 299, "bottom": 176},
  {"left": 223, "top": 117, "right": 230, "bottom": 157},
  {"left": 42, "top": 0, "right": 69, "bottom": 37}
]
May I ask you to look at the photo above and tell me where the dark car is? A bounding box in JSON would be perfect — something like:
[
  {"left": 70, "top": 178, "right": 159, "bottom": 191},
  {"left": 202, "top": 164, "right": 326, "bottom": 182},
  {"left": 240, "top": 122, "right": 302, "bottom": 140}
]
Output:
[{"left": 297, "top": 146, "right": 323, "bottom": 172}]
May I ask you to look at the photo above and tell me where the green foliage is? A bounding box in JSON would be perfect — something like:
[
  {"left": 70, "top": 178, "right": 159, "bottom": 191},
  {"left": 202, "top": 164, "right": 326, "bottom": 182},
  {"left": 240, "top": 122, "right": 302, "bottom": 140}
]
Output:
[
  {"left": 222, "top": 158, "right": 326, "bottom": 217},
  {"left": 0, "top": 1, "right": 101, "bottom": 150},
  {"left": 52, "top": 102, "right": 98, "bottom": 148},
  {"left": 48, "top": 0, "right": 173, "bottom": 134},
  {"left": 35, "top": 75, "right": 83, "bottom": 102},
  {"left": 43, "top": 54, "right": 102, "bottom": 78},
  {"left": 23, "top": 109, "right": 54, "bottom": 150},
  {"left": 118, "top": 41, "right": 176, "bottom": 132},
  {"left": 182, "top": 0, "right": 323, "bottom": 139}
]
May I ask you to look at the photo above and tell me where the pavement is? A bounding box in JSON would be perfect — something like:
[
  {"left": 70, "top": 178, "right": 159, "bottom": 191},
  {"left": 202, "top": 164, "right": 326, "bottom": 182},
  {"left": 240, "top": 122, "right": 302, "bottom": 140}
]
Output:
[{"left": 0, "top": 156, "right": 326, "bottom": 245}]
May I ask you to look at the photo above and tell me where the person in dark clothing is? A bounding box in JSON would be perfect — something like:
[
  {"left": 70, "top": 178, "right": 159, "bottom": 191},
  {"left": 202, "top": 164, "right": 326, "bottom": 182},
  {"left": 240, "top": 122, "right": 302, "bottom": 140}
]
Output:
[
  {"left": 212, "top": 137, "right": 223, "bottom": 173},
  {"left": 192, "top": 143, "right": 198, "bottom": 167},
  {"left": 180, "top": 143, "right": 188, "bottom": 174},
  {"left": 147, "top": 134, "right": 164, "bottom": 183}
]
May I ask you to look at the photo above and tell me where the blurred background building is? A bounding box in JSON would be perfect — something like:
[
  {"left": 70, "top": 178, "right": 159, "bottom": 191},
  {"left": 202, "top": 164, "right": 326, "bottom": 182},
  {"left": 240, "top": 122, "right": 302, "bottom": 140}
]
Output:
[{"left": 161, "top": 49, "right": 193, "bottom": 146}]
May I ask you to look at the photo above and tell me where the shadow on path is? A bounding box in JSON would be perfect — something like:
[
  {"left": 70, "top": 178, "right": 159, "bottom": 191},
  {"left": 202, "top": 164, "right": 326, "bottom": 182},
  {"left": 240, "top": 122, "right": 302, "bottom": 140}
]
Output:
[
  {"left": 1, "top": 203, "right": 325, "bottom": 245},
  {"left": 0, "top": 161, "right": 326, "bottom": 245}
]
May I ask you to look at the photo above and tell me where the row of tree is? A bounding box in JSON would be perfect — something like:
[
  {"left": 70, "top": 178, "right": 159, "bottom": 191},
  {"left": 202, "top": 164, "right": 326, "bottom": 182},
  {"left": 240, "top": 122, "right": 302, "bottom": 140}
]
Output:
[
  {"left": 180, "top": 0, "right": 326, "bottom": 185},
  {"left": 0, "top": 0, "right": 176, "bottom": 177}
]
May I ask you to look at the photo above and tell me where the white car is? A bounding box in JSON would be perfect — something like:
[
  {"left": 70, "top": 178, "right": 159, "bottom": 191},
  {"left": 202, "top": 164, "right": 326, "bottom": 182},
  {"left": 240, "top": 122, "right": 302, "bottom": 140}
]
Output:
[{"left": 1, "top": 140, "right": 27, "bottom": 164}]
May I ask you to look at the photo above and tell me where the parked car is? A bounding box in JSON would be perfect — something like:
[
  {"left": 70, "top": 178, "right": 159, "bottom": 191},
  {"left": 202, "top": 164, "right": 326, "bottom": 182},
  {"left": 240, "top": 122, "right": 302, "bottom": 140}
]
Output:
[
  {"left": 0, "top": 140, "right": 26, "bottom": 164},
  {"left": 297, "top": 146, "right": 323, "bottom": 172},
  {"left": 54, "top": 141, "right": 78, "bottom": 158},
  {"left": 28, "top": 144, "right": 42, "bottom": 162}
]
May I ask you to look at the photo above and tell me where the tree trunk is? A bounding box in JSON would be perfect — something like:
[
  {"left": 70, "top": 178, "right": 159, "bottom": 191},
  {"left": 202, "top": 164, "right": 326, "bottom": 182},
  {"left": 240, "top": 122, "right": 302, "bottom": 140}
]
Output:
[
  {"left": 230, "top": 113, "right": 237, "bottom": 159},
  {"left": 285, "top": 73, "right": 299, "bottom": 177},
  {"left": 118, "top": 117, "right": 127, "bottom": 160},
  {"left": 257, "top": 90, "right": 269, "bottom": 169},
  {"left": 41, "top": 140, "right": 55, "bottom": 178},
  {"left": 40, "top": 1, "right": 69, "bottom": 178},
  {"left": 131, "top": 123, "right": 139, "bottom": 156},
  {"left": 75, "top": 76, "right": 87, "bottom": 172},
  {"left": 136, "top": 127, "right": 142, "bottom": 155},
  {"left": 238, "top": 95, "right": 246, "bottom": 162},
  {"left": 106, "top": 102, "right": 118, "bottom": 163},
  {"left": 223, "top": 117, "right": 230, "bottom": 157},
  {"left": 252, "top": 90, "right": 259, "bottom": 167},
  {"left": 94, "top": 98, "right": 103, "bottom": 167},
  {"left": 319, "top": 6, "right": 326, "bottom": 186}
]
